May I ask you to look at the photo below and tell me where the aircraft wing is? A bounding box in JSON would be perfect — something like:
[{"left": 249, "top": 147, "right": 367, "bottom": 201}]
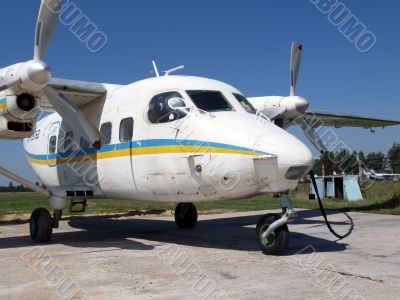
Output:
[
  {"left": 39, "top": 78, "right": 108, "bottom": 111},
  {"left": 302, "top": 110, "right": 400, "bottom": 129}
]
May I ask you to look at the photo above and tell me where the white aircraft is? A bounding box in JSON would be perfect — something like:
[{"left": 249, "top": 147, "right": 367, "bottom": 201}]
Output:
[
  {"left": 363, "top": 169, "right": 400, "bottom": 181},
  {"left": 0, "top": 0, "right": 398, "bottom": 255}
]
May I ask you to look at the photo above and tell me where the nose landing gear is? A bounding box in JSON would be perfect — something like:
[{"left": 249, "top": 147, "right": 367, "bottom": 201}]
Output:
[
  {"left": 256, "top": 213, "right": 289, "bottom": 255},
  {"left": 256, "top": 193, "right": 296, "bottom": 255}
]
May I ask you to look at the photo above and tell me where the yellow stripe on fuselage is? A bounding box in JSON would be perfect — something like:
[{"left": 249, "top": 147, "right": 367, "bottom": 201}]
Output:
[
  {"left": 26, "top": 145, "right": 264, "bottom": 166},
  {"left": 0, "top": 104, "right": 6, "bottom": 110}
]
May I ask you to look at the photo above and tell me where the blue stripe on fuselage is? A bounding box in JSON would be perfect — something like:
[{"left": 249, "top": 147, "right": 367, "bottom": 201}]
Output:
[{"left": 25, "top": 139, "right": 271, "bottom": 161}]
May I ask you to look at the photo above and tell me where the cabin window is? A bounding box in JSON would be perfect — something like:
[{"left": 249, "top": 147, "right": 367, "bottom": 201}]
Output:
[
  {"left": 49, "top": 135, "right": 57, "bottom": 154},
  {"left": 186, "top": 90, "right": 234, "bottom": 112},
  {"left": 233, "top": 93, "right": 257, "bottom": 114},
  {"left": 80, "top": 137, "right": 90, "bottom": 150},
  {"left": 100, "top": 122, "right": 112, "bottom": 145},
  {"left": 119, "top": 117, "right": 134, "bottom": 142},
  {"left": 64, "top": 131, "right": 74, "bottom": 151},
  {"left": 148, "top": 92, "right": 188, "bottom": 124}
]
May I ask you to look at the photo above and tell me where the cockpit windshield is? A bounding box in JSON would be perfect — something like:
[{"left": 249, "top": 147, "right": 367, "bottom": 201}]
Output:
[
  {"left": 148, "top": 92, "right": 189, "bottom": 124},
  {"left": 186, "top": 90, "right": 234, "bottom": 112},
  {"left": 233, "top": 93, "right": 257, "bottom": 114}
]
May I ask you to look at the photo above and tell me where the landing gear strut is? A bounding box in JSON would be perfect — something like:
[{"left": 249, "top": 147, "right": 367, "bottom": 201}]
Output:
[
  {"left": 256, "top": 193, "right": 296, "bottom": 255},
  {"left": 175, "top": 203, "right": 198, "bottom": 229},
  {"left": 29, "top": 208, "right": 62, "bottom": 243}
]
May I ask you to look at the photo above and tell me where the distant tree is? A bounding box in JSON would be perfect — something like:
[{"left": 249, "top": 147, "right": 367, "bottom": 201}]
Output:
[
  {"left": 9, "top": 182, "right": 14, "bottom": 193},
  {"left": 332, "top": 149, "right": 358, "bottom": 174},
  {"left": 16, "top": 184, "right": 29, "bottom": 192},
  {"left": 388, "top": 143, "right": 400, "bottom": 173},
  {"left": 312, "top": 156, "right": 322, "bottom": 175},
  {"left": 313, "top": 149, "right": 361, "bottom": 176},
  {"left": 312, "top": 151, "right": 336, "bottom": 175},
  {"left": 366, "top": 152, "right": 385, "bottom": 172},
  {"left": 342, "top": 151, "right": 358, "bottom": 174},
  {"left": 358, "top": 151, "right": 366, "bottom": 163}
]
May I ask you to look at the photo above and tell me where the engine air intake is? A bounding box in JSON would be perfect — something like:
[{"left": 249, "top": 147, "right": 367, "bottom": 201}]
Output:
[{"left": 17, "top": 93, "right": 36, "bottom": 112}]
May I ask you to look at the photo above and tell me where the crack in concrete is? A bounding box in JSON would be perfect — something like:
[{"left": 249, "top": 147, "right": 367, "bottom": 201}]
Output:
[{"left": 324, "top": 268, "right": 384, "bottom": 283}]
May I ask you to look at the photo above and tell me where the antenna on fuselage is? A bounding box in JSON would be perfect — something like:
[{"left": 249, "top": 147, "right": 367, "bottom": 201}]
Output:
[
  {"left": 164, "top": 65, "right": 185, "bottom": 76},
  {"left": 152, "top": 60, "right": 160, "bottom": 77}
]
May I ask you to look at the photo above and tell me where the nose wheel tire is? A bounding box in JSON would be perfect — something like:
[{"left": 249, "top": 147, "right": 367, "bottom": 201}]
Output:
[
  {"left": 175, "top": 203, "right": 198, "bottom": 229},
  {"left": 30, "top": 208, "right": 53, "bottom": 243},
  {"left": 256, "top": 213, "right": 289, "bottom": 255}
]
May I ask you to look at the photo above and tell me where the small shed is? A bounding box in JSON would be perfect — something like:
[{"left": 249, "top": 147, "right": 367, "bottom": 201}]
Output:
[{"left": 309, "top": 175, "right": 363, "bottom": 202}]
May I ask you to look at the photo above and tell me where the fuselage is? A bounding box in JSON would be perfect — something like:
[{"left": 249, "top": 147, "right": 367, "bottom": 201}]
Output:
[{"left": 23, "top": 76, "right": 313, "bottom": 202}]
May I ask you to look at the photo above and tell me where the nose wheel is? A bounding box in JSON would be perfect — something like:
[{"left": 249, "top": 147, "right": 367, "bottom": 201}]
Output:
[
  {"left": 175, "top": 203, "right": 198, "bottom": 229},
  {"left": 256, "top": 192, "right": 296, "bottom": 255},
  {"left": 256, "top": 213, "right": 289, "bottom": 255}
]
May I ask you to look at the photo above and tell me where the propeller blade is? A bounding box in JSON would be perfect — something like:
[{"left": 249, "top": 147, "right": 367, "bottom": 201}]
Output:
[
  {"left": 0, "top": 76, "right": 21, "bottom": 93},
  {"left": 43, "top": 86, "right": 104, "bottom": 148},
  {"left": 296, "top": 116, "right": 326, "bottom": 154},
  {"left": 290, "top": 42, "right": 302, "bottom": 96},
  {"left": 34, "top": 0, "right": 63, "bottom": 60}
]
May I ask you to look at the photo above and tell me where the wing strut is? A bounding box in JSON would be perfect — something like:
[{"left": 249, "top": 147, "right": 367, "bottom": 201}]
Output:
[
  {"left": 0, "top": 165, "right": 49, "bottom": 197},
  {"left": 43, "top": 86, "right": 104, "bottom": 149}
]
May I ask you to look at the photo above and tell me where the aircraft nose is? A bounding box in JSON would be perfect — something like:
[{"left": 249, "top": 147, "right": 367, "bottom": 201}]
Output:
[{"left": 256, "top": 131, "right": 314, "bottom": 180}]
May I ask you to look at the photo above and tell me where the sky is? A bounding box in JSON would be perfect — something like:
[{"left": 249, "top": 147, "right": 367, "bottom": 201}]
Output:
[{"left": 0, "top": 0, "right": 399, "bottom": 185}]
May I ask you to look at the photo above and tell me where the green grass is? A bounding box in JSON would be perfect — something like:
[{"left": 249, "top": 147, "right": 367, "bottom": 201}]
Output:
[{"left": 0, "top": 181, "right": 399, "bottom": 217}]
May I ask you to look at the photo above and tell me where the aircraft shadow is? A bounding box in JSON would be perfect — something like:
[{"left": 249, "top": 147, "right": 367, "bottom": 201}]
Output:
[{"left": 0, "top": 210, "right": 348, "bottom": 255}]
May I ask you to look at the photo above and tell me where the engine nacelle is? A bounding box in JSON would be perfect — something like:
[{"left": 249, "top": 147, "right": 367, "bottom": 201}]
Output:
[
  {"left": 1, "top": 90, "right": 40, "bottom": 121},
  {"left": 0, "top": 90, "right": 38, "bottom": 139},
  {"left": 0, "top": 115, "right": 35, "bottom": 139},
  {"left": 248, "top": 96, "right": 309, "bottom": 120}
]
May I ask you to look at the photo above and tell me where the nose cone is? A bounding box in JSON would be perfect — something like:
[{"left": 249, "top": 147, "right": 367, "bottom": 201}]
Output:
[
  {"left": 295, "top": 97, "right": 309, "bottom": 114},
  {"left": 256, "top": 128, "right": 313, "bottom": 181},
  {"left": 28, "top": 60, "right": 52, "bottom": 85},
  {"left": 277, "top": 135, "right": 313, "bottom": 173}
]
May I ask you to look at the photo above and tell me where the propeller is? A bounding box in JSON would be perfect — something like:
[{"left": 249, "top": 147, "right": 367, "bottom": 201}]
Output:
[
  {"left": 268, "top": 43, "right": 309, "bottom": 123},
  {"left": 34, "top": 0, "right": 63, "bottom": 61},
  {"left": 0, "top": 0, "right": 102, "bottom": 148},
  {"left": 287, "top": 42, "right": 327, "bottom": 153},
  {"left": 290, "top": 42, "right": 302, "bottom": 96},
  {"left": 0, "top": 0, "right": 61, "bottom": 94}
]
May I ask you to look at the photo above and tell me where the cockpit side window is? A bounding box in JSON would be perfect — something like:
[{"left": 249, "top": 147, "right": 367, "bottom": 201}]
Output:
[
  {"left": 186, "top": 90, "right": 234, "bottom": 112},
  {"left": 148, "top": 92, "right": 188, "bottom": 124},
  {"left": 233, "top": 93, "right": 257, "bottom": 114}
]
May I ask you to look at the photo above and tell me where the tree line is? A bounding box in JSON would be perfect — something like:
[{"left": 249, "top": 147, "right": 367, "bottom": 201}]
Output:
[
  {"left": 0, "top": 182, "right": 45, "bottom": 193},
  {"left": 313, "top": 142, "right": 400, "bottom": 175}
]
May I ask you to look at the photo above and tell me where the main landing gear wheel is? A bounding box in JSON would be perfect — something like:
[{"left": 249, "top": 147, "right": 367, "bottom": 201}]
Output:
[
  {"left": 30, "top": 208, "right": 53, "bottom": 243},
  {"left": 175, "top": 203, "right": 198, "bottom": 229},
  {"left": 256, "top": 213, "right": 289, "bottom": 255}
]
